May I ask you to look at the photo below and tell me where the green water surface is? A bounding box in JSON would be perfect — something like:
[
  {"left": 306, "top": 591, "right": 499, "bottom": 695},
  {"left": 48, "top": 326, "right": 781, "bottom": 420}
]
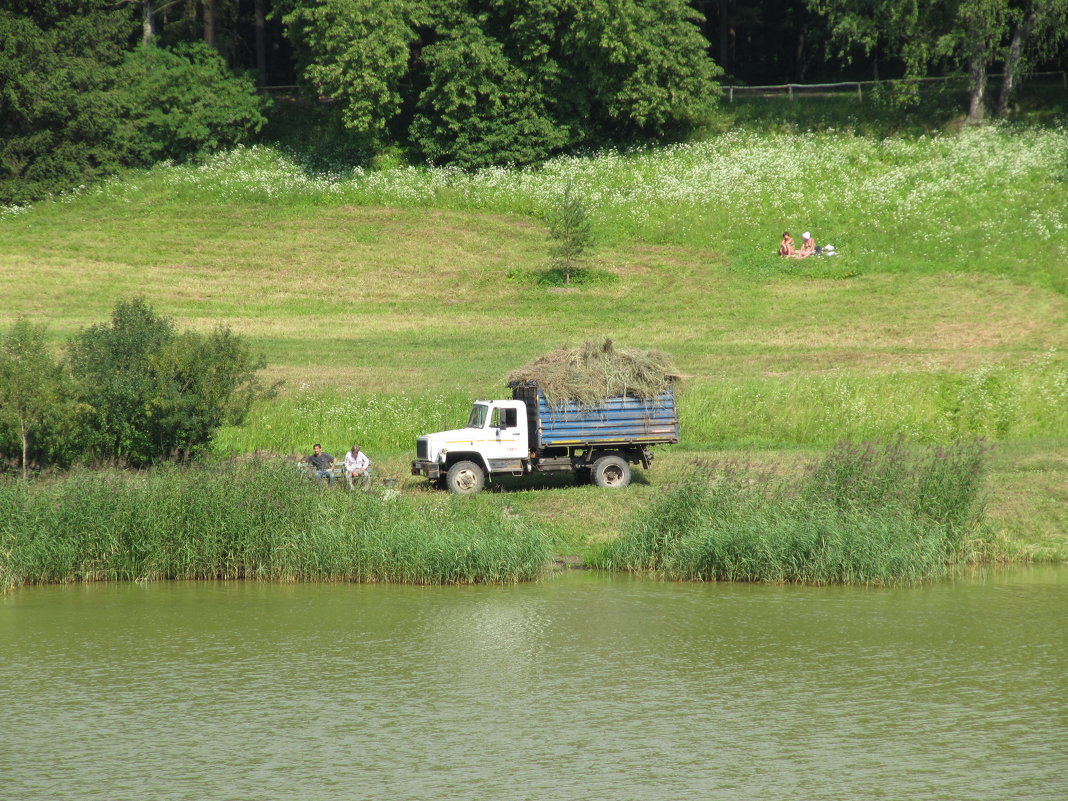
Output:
[{"left": 2, "top": 568, "right": 1065, "bottom": 800}]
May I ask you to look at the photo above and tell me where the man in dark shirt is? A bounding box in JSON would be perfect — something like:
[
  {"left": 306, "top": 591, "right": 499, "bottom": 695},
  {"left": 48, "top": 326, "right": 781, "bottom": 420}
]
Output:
[{"left": 306, "top": 443, "right": 336, "bottom": 485}]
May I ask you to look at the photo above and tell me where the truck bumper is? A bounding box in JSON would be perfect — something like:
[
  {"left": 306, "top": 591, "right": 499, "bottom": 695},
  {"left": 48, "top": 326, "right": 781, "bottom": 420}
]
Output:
[{"left": 411, "top": 460, "right": 442, "bottom": 479}]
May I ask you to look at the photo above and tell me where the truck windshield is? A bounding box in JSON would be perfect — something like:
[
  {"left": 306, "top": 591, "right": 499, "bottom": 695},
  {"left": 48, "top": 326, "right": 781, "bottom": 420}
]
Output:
[{"left": 467, "top": 404, "right": 489, "bottom": 429}]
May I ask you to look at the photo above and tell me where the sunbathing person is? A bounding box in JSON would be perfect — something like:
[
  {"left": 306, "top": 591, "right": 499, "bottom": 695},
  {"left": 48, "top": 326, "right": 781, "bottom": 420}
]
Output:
[
  {"left": 791, "top": 232, "right": 815, "bottom": 259},
  {"left": 779, "top": 231, "right": 795, "bottom": 256}
]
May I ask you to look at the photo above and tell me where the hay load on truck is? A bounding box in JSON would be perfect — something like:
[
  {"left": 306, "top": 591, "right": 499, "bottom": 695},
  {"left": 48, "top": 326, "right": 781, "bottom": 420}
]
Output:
[{"left": 411, "top": 340, "right": 680, "bottom": 494}]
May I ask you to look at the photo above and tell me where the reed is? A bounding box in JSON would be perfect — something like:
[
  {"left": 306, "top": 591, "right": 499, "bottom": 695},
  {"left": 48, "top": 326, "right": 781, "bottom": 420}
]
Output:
[
  {"left": 594, "top": 441, "right": 989, "bottom": 584},
  {"left": 0, "top": 461, "right": 549, "bottom": 589}
]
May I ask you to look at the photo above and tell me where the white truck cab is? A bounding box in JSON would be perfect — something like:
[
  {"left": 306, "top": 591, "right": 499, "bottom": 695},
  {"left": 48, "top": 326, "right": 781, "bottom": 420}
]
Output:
[{"left": 414, "top": 400, "right": 529, "bottom": 492}]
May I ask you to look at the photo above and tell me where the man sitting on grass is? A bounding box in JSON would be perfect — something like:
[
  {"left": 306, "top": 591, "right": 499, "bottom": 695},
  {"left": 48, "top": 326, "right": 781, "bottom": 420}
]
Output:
[
  {"left": 344, "top": 444, "right": 372, "bottom": 491},
  {"left": 306, "top": 443, "right": 336, "bottom": 485}
]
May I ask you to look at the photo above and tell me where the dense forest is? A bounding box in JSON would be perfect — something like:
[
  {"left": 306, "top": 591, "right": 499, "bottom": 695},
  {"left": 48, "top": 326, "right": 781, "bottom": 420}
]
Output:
[{"left": 2, "top": 0, "right": 1066, "bottom": 204}]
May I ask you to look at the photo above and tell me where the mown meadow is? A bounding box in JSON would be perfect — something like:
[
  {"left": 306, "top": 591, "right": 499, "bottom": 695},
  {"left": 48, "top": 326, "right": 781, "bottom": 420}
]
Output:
[{"left": 1, "top": 119, "right": 1066, "bottom": 577}]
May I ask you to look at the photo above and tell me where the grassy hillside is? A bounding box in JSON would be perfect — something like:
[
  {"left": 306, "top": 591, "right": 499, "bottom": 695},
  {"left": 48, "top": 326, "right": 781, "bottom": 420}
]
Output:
[{"left": 1, "top": 127, "right": 1065, "bottom": 559}]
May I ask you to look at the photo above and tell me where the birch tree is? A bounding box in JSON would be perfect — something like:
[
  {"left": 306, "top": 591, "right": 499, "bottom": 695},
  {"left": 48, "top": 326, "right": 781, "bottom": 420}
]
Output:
[{"left": 0, "top": 321, "right": 64, "bottom": 479}]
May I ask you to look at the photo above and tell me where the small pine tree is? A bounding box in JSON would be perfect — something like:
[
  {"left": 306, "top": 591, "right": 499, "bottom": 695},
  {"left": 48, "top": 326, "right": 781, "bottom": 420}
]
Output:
[{"left": 547, "top": 181, "right": 594, "bottom": 285}]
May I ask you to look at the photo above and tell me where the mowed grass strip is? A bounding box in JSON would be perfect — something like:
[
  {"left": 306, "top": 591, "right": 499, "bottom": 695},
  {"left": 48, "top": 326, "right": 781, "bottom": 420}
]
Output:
[{"left": 1, "top": 204, "right": 1064, "bottom": 391}]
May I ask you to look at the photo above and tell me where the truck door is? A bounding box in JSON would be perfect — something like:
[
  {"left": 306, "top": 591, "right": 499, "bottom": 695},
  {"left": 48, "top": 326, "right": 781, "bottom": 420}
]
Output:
[{"left": 487, "top": 405, "right": 525, "bottom": 459}]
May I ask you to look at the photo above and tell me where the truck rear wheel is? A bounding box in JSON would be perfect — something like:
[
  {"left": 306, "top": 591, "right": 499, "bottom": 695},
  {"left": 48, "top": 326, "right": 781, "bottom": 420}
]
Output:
[
  {"left": 445, "top": 460, "right": 485, "bottom": 494},
  {"left": 591, "top": 455, "right": 631, "bottom": 488}
]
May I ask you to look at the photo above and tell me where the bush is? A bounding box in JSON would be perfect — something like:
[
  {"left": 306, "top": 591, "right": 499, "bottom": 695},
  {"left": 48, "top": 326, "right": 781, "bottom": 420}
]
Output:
[
  {"left": 119, "top": 42, "right": 268, "bottom": 165},
  {"left": 66, "top": 299, "right": 270, "bottom": 466}
]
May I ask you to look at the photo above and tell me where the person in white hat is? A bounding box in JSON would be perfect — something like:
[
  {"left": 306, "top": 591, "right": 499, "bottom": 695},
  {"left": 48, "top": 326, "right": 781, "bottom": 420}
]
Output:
[{"left": 791, "top": 231, "right": 815, "bottom": 259}]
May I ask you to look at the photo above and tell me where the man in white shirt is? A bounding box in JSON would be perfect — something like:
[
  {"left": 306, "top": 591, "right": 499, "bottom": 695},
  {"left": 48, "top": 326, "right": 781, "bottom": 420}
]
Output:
[{"left": 344, "top": 445, "right": 372, "bottom": 490}]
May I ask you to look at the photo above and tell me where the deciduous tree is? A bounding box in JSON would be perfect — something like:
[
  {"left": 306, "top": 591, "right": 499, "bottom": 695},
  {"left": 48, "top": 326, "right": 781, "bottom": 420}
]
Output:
[
  {"left": 282, "top": 0, "right": 722, "bottom": 167},
  {"left": 994, "top": 0, "right": 1068, "bottom": 116},
  {"left": 67, "top": 299, "right": 270, "bottom": 466},
  {"left": 808, "top": 0, "right": 1068, "bottom": 121},
  {"left": 281, "top": 0, "right": 420, "bottom": 147},
  {"left": 119, "top": 41, "right": 268, "bottom": 164},
  {"left": 0, "top": 320, "right": 65, "bottom": 479}
]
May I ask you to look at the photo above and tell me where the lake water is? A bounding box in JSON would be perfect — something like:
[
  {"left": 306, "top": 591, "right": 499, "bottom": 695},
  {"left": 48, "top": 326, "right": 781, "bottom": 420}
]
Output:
[{"left": 2, "top": 568, "right": 1065, "bottom": 801}]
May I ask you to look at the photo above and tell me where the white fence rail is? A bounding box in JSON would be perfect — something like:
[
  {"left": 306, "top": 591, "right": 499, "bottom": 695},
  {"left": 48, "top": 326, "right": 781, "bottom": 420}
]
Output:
[{"left": 722, "top": 71, "right": 1068, "bottom": 102}]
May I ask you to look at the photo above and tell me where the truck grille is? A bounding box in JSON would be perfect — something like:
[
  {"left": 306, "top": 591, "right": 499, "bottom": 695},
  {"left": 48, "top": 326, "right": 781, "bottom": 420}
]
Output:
[{"left": 416, "top": 437, "right": 429, "bottom": 460}]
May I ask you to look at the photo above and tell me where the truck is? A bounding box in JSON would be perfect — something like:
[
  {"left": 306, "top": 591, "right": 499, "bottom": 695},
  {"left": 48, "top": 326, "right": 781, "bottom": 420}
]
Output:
[{"left": 411, "top": 381, "right": 679, "bottom": 493}]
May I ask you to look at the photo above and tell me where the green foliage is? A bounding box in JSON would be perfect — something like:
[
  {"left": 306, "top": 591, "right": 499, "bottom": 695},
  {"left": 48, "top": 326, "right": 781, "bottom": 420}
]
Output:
[
  {"left": 118, "top": 42, "right": 268, "bottom": 165},
  {"left": 0, "top": 461, "right": 550, "bottom": 588},
  {"left": 594, "top": 441, "right": 989, "bottom": 584},
  {"left": 0, "top": 320, "right": 67, "bottom": 477},
  {"left": 807, "top": 0, "right": 1068, "bottom": 119},
  {"left": 409, "top": 15, "right": 569, "bottom": 167},
  {"left": 804, "top": 439, "right": 988, "bottom": 527},
  {"left": 282, "top": 0, "right": 420, "bottom": 146},
  {"left": 544, "top": 181, "right": 594, "bottom": 284},
  {"left": 532, "top": 265, "right": 618, "bottom": 288},
  {"left": 0, "top": 1, "right": 134, "bottom": 203},
  {"left": 282, "top": 0, "right": 722, "bottom": 167},
  {"left": 0, "top": 4, "right": 270, "bottom": 203},
  {"left": 936, "top": 366, "right": 1019, "bottom": 438},
  {"left": 66, "top": 299, "right": 269, "bottom": 466},
  {"left": 563, "top": 0, "right": 722, "bottom": 139},
  {"left": 258, "top": 98, "right": 373, "bottom": 170}
]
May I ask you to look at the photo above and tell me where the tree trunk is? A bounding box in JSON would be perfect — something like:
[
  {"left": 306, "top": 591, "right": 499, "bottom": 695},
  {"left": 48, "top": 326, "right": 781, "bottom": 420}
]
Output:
[
  {"left": 966, "top": 51, "right": 988, "bottom": 124},
  {"left": 995, "top": 8, "right": 1038, "bottom": 117},
  {"left": 142, "top": 0, "right": 156, "bottom": 46},
  {"left": 255, "top": 0, "right": 267, "bottom": 86},
  {"left": 717, "top": 0, "right": 729, "bottom": 74},
  {"left": 203, "top": 0, "right": 216, "bottom": 48},
  {"left": 20, "top": 414, "right": 28, "bottom": 480}
]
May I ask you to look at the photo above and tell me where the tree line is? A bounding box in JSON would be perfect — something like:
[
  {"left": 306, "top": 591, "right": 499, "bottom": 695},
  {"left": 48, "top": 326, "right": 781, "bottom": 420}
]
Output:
[
  {"left": 0, "top": 300, "right": 271, "bottom": 476},
  {"left": 2, "top": 1, "right": 1066, "bottom": 205}
]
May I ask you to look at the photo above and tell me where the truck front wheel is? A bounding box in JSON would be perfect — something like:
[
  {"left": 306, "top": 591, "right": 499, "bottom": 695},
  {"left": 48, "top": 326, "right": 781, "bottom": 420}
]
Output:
[
  {"left": 445, "top": 460, "right": 486, "bottom": 494},
  {"left": 591, "top": 455, "right": 631, "bottom": 488}
]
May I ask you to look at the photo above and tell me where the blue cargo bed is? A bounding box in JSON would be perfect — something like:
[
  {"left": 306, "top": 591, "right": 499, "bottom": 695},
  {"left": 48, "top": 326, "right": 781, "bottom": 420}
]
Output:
[{"left": 512, "top": 384, "right": 679, "bottom": 450}]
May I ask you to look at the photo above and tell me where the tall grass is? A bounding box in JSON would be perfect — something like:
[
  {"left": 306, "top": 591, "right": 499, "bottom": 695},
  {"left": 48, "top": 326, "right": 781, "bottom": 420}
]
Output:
[
  {"left": 213, "top": 386, "right": 475, "bottom": 456},
  {"left": 594, "top": 440, "right": 988, "bottom": 585},
  {"left": 0, "top": 461, "right": 550, "bottom": 589},
  {"left": 682, "top": 355, "right": 1068, "bottom": 446},
  {"left": 212, "top": 353, "right": 1068, "bottom": 457}
]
